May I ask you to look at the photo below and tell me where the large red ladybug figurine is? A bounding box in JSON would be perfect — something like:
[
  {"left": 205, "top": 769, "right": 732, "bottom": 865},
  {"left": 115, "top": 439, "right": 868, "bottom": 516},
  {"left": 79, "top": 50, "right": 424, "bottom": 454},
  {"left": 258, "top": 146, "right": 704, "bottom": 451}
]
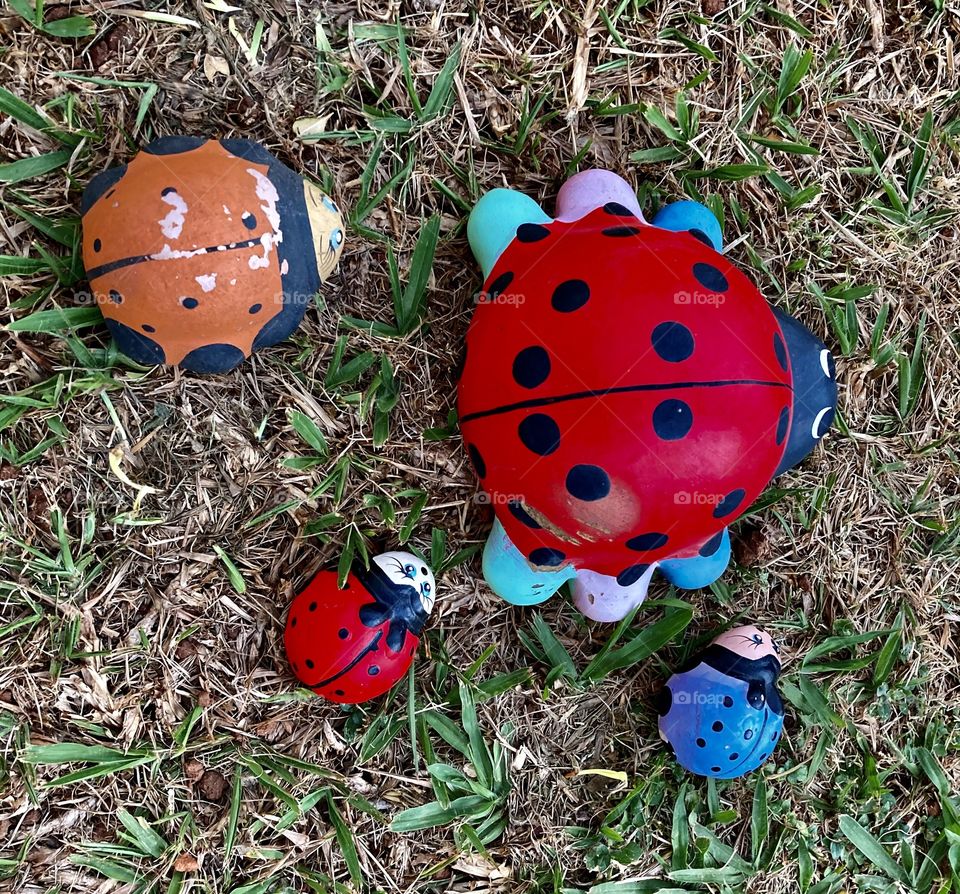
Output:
[
  {"left": 284, "top": 551, "right": 436, "bottom": 704},
  {"left": 80, "top": 136, "right": 344, "bottom": 374},
  {"left": 459, "top": 170, "right": 837, "bottom": 621}
]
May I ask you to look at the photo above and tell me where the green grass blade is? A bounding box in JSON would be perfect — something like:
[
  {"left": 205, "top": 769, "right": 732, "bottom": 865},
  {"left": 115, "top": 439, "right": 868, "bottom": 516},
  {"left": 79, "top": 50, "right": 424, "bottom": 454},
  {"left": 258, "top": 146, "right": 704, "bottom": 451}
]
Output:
[
  {"left": 838, "top": 814, "right": 909, "bottom": 883},
  {"left": 0, "top": 149, "right": 74, "bottom": 184}
]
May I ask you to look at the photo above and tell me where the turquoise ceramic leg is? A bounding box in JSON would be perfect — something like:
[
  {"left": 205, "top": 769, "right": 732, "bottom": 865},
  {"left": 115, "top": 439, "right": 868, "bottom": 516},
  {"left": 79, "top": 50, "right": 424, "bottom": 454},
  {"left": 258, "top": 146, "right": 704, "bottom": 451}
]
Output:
[
  {"left": 658, "top": 529, "right": 731, "bottom": 589},
  {"left": 651, "top": 201, "right": 723, "bottom": 252},
  {"left": 467, "top": 190, "right": 552, "bottom": 278},
  {"left": 482, "top": 519, "right": 576, "bottom": 606}
]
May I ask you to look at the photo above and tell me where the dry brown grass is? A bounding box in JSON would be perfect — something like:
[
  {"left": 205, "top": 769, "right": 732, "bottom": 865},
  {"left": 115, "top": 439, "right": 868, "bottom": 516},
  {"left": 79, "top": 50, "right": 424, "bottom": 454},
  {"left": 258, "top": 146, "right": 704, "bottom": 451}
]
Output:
[{"left": 1, "top": 1, "right": 959, "bottom": 892}]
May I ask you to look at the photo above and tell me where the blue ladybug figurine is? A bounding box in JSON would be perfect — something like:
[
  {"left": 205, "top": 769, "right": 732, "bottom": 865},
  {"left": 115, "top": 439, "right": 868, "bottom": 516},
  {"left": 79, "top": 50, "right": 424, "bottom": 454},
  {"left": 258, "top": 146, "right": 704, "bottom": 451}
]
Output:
[{"left": 658, "top": 625, "right": 785, "bottom": 778}]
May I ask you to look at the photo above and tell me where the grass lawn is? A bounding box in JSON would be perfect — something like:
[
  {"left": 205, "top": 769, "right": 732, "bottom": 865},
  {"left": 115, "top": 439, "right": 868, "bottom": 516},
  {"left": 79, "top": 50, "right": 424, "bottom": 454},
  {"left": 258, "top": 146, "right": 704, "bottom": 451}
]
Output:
[{"left": 1, "top": 1, "right": 958, "bottom": 892}]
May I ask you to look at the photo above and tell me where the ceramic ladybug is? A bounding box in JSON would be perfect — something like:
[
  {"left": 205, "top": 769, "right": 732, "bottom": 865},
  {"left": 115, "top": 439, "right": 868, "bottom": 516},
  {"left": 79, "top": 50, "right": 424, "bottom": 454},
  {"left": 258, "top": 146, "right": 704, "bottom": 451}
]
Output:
[
  {"left": 284, "top": 551, "right": 436, "bottom": 704},
  {"left": 80, "top": 136, "right": 344, "bottom": 374},
  {"left": 657, "top": 625, "right": 785, "bottom": 778},
  {"left": 458, "top": 170, "right": 838, "bottom": 620}
]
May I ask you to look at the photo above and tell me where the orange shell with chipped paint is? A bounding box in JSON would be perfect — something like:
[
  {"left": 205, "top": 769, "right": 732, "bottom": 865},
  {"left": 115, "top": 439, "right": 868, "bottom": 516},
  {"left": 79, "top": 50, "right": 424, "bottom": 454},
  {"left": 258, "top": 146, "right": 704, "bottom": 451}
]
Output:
[{"left": 81, "top": 136, "right": 344, "bottom": 374}]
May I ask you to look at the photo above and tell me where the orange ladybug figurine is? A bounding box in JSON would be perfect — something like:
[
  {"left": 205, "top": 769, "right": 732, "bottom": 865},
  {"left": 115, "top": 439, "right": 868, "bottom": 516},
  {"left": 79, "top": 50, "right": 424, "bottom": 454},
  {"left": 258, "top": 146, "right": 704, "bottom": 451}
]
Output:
[
  {"left": 80, "top": 136, "right": 345, "bottom": 373},
  {"left": 284, "top": 551, "right": 437, "bottom": 704}
]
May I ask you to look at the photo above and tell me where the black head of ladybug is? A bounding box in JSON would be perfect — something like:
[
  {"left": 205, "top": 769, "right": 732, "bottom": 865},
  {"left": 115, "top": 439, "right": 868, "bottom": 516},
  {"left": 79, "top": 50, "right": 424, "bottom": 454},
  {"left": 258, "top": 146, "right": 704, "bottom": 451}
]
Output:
[
  {"left": 772, "top": 307, "right": 837, "bottom": 475},
  {"left": 353, "top": 551, "right": 437, "bottom": 653},
  {"left": 680, "top": 625, "right": 785, "bottom": 717}
]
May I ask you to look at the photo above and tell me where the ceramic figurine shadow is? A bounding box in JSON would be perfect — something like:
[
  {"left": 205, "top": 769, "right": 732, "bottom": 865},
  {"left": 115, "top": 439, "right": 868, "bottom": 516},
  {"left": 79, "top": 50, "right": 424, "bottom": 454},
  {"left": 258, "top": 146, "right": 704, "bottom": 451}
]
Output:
[{"left": 458, "top": 170, "right": 838, "bottom": 621}]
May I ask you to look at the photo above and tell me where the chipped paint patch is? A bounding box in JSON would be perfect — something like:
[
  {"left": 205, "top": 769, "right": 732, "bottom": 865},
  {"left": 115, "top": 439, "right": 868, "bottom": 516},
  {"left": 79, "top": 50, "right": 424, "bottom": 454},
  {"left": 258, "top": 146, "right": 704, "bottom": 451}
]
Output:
[
  {"left": 244, "top": 167, "right": 283, "bottom": 270},
  {"left": 151, "top": 243, "right": 208, "bottom": 261},
  {"left": 159, "top": 190, "right": 188, "bottom": 239},
  {"left": 196, "top": 273, "right": 217, "bottom": 292}
]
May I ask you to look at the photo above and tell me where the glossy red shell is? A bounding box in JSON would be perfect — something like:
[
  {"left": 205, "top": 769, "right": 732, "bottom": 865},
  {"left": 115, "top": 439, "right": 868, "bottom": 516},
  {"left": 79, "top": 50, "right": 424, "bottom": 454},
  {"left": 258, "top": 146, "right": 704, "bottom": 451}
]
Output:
[
  {"left": 457, "top": 207, "right": 792, "bottom": 579},
  {"left": 284, "top": 569, "right": 419, "bottom": 704}
]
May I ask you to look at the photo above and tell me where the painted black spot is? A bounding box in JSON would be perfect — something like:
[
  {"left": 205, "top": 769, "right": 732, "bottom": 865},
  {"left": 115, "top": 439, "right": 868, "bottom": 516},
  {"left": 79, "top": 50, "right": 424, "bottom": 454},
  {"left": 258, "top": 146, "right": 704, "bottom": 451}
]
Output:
[
  {"left": 516, "top": 223, "right": 551, "bottom": 243},
  {"left": 723, "top": 696, "right": 734, "bottom": 707},
  {"left": 106, "top": 319, "right": 165, "bottom": 365},
  {"left": 108, "top": 290, "right": 123, "bottom": 304},
  {"left": 368, "top": 665, "right": 380, "bottom": 676},
  {"left": 305, "top": 659, "right": 315, "bottom": 669},
  {"left": 711, "top": 766, "right": 721, "bottom": 773},
  {"left": 486, "top": 271, "right": 514, "bottom": 301},
  {"left": 291, "top": 617, "right": 297, "bottom": 627},
  {"left": 651, "top": 322, "right": 694, "bottom": 362},
  {"left": 338, "top": 628, "right": 349, "bottom": 639},
  {"left": 744, "top": 729, "right": 754, "bottom": 740},
  {"left": 602, "top": 225, "right": 642, "bottom": 237},
  {"left": 181, "top": 344, "right": 245, "bottom": 374},
  {"left": 652, "top": 399, "right": 693, "bottom": 440},
  {"left": 603, "top": 201, "right": 634, "bottom": 216},
  {"left": 774, "top": 333, "right": 788, "bottom": 370},
  {"left": 759, "top": 752, "right": 768, "bottom": 760},
  {"left": 566, "top": 464, "right": 610, "bottom": 501},
  {"left": 161, "top": 186, "right": 178, "bottom": 197},
  {"left": 730, "top": 753, "right": 739, "bottom": 760},
  {"left": 145, "top": 135, "right": 205, "bottom": 156},
  {"left": 181, "top": 297, "right": 199, "bottom": 309},
  {"left": 693, "top": 262, "right": 728, "bottom": 292},
  {"left": 512, "top": 346, "right": 551, "bottom": 389},
  {"left": 551, "top": 279, "right": 590, "bottom": 313},
  {"left": 698, "top": 531, "right": 724, "bottom": 558},
  {"left": 712, "top": 721, "right": 723, "bottom": 732},
  {"left": 616, "top": 564, "right": 649, "bottom": 587},
  {"left": 776, "top": 406, "right": 789, "bottom": 445},
  {"left": 309, "top": 602, "right": 317, "bottom": 611},
  {"left": 335, "top": 689, "right": 345, "bottom": 696},
  {"left": 508, "top": 500, "right": 542, "bottom": 529},
  {"left": 142, "top": 324, "right": 156, "bottom": 333},
  {"left": 688, "top": 227, "right": 713, "bottom": 247},
  {"left": 713, "top": 488, "right": 745, "bottom": 519},
  {"left": 249, "top": 304, "right": 262, "bottom": 314},
  {"left": 420, "top": 566, "right": 427, "bottom": 575},
  {"left": 80, "top": 164, "right": 127, "bottom": 215},
  {"left": 93, "top": 238, "right": 102, "bottom": 252},
  {"left": 468, "top": 443, "right": 486, "bottom": 478},
  {"left": 518, "top": 414, "right": 560, "bottom": 456},
  {"left": 529, "top": 548, "right": 565, "bottom": 567},
  {"left": 626, "top": 532, "right": 668, "bottom": 552},
  {"left": 242, "top": 213, "right": 257, "bottom": 230},
  {"left": 696, "top": 737, "right": 706, "bottom": 748},
  {"left": 771, "top": 731, "right": 778, "bottom": 740}
]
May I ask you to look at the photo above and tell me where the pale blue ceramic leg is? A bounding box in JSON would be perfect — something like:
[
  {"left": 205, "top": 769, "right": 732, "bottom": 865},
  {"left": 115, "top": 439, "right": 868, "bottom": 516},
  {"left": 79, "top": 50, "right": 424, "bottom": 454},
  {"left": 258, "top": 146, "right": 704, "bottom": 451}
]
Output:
[
  {"left": 658, "top": 529, "right": 731, "bottom": 589},
  {"left": 570, "top": 564, "right": 657, "bottom": 622},
  {"left": 467, "top": 190, "right": 552, "bottom": 278},
  {"left": 482, "top": 519, "right": 577, "bottom": 606},
  {"left": 651, "top": 201, "right": 723, "bottom": 252}
]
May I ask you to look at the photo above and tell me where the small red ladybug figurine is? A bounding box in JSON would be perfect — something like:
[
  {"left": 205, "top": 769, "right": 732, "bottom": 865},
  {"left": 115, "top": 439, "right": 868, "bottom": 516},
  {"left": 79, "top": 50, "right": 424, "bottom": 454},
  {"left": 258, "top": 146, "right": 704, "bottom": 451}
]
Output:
[{"left": 284, "top": 551, "right": 436, "bottom": 704}]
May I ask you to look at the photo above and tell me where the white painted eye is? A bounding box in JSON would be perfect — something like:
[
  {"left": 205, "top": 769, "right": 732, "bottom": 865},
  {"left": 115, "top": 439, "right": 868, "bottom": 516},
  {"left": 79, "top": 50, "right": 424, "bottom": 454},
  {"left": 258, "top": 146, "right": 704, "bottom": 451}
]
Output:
[
  {"left": 811, "top": 407, "right": 832, "bottom": 439},
  {"left": 372, "top": 551, "right": 437, "bottom": 615},
  {"left": 819, "top": 349, "right": 833, "bottom": 378}
]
